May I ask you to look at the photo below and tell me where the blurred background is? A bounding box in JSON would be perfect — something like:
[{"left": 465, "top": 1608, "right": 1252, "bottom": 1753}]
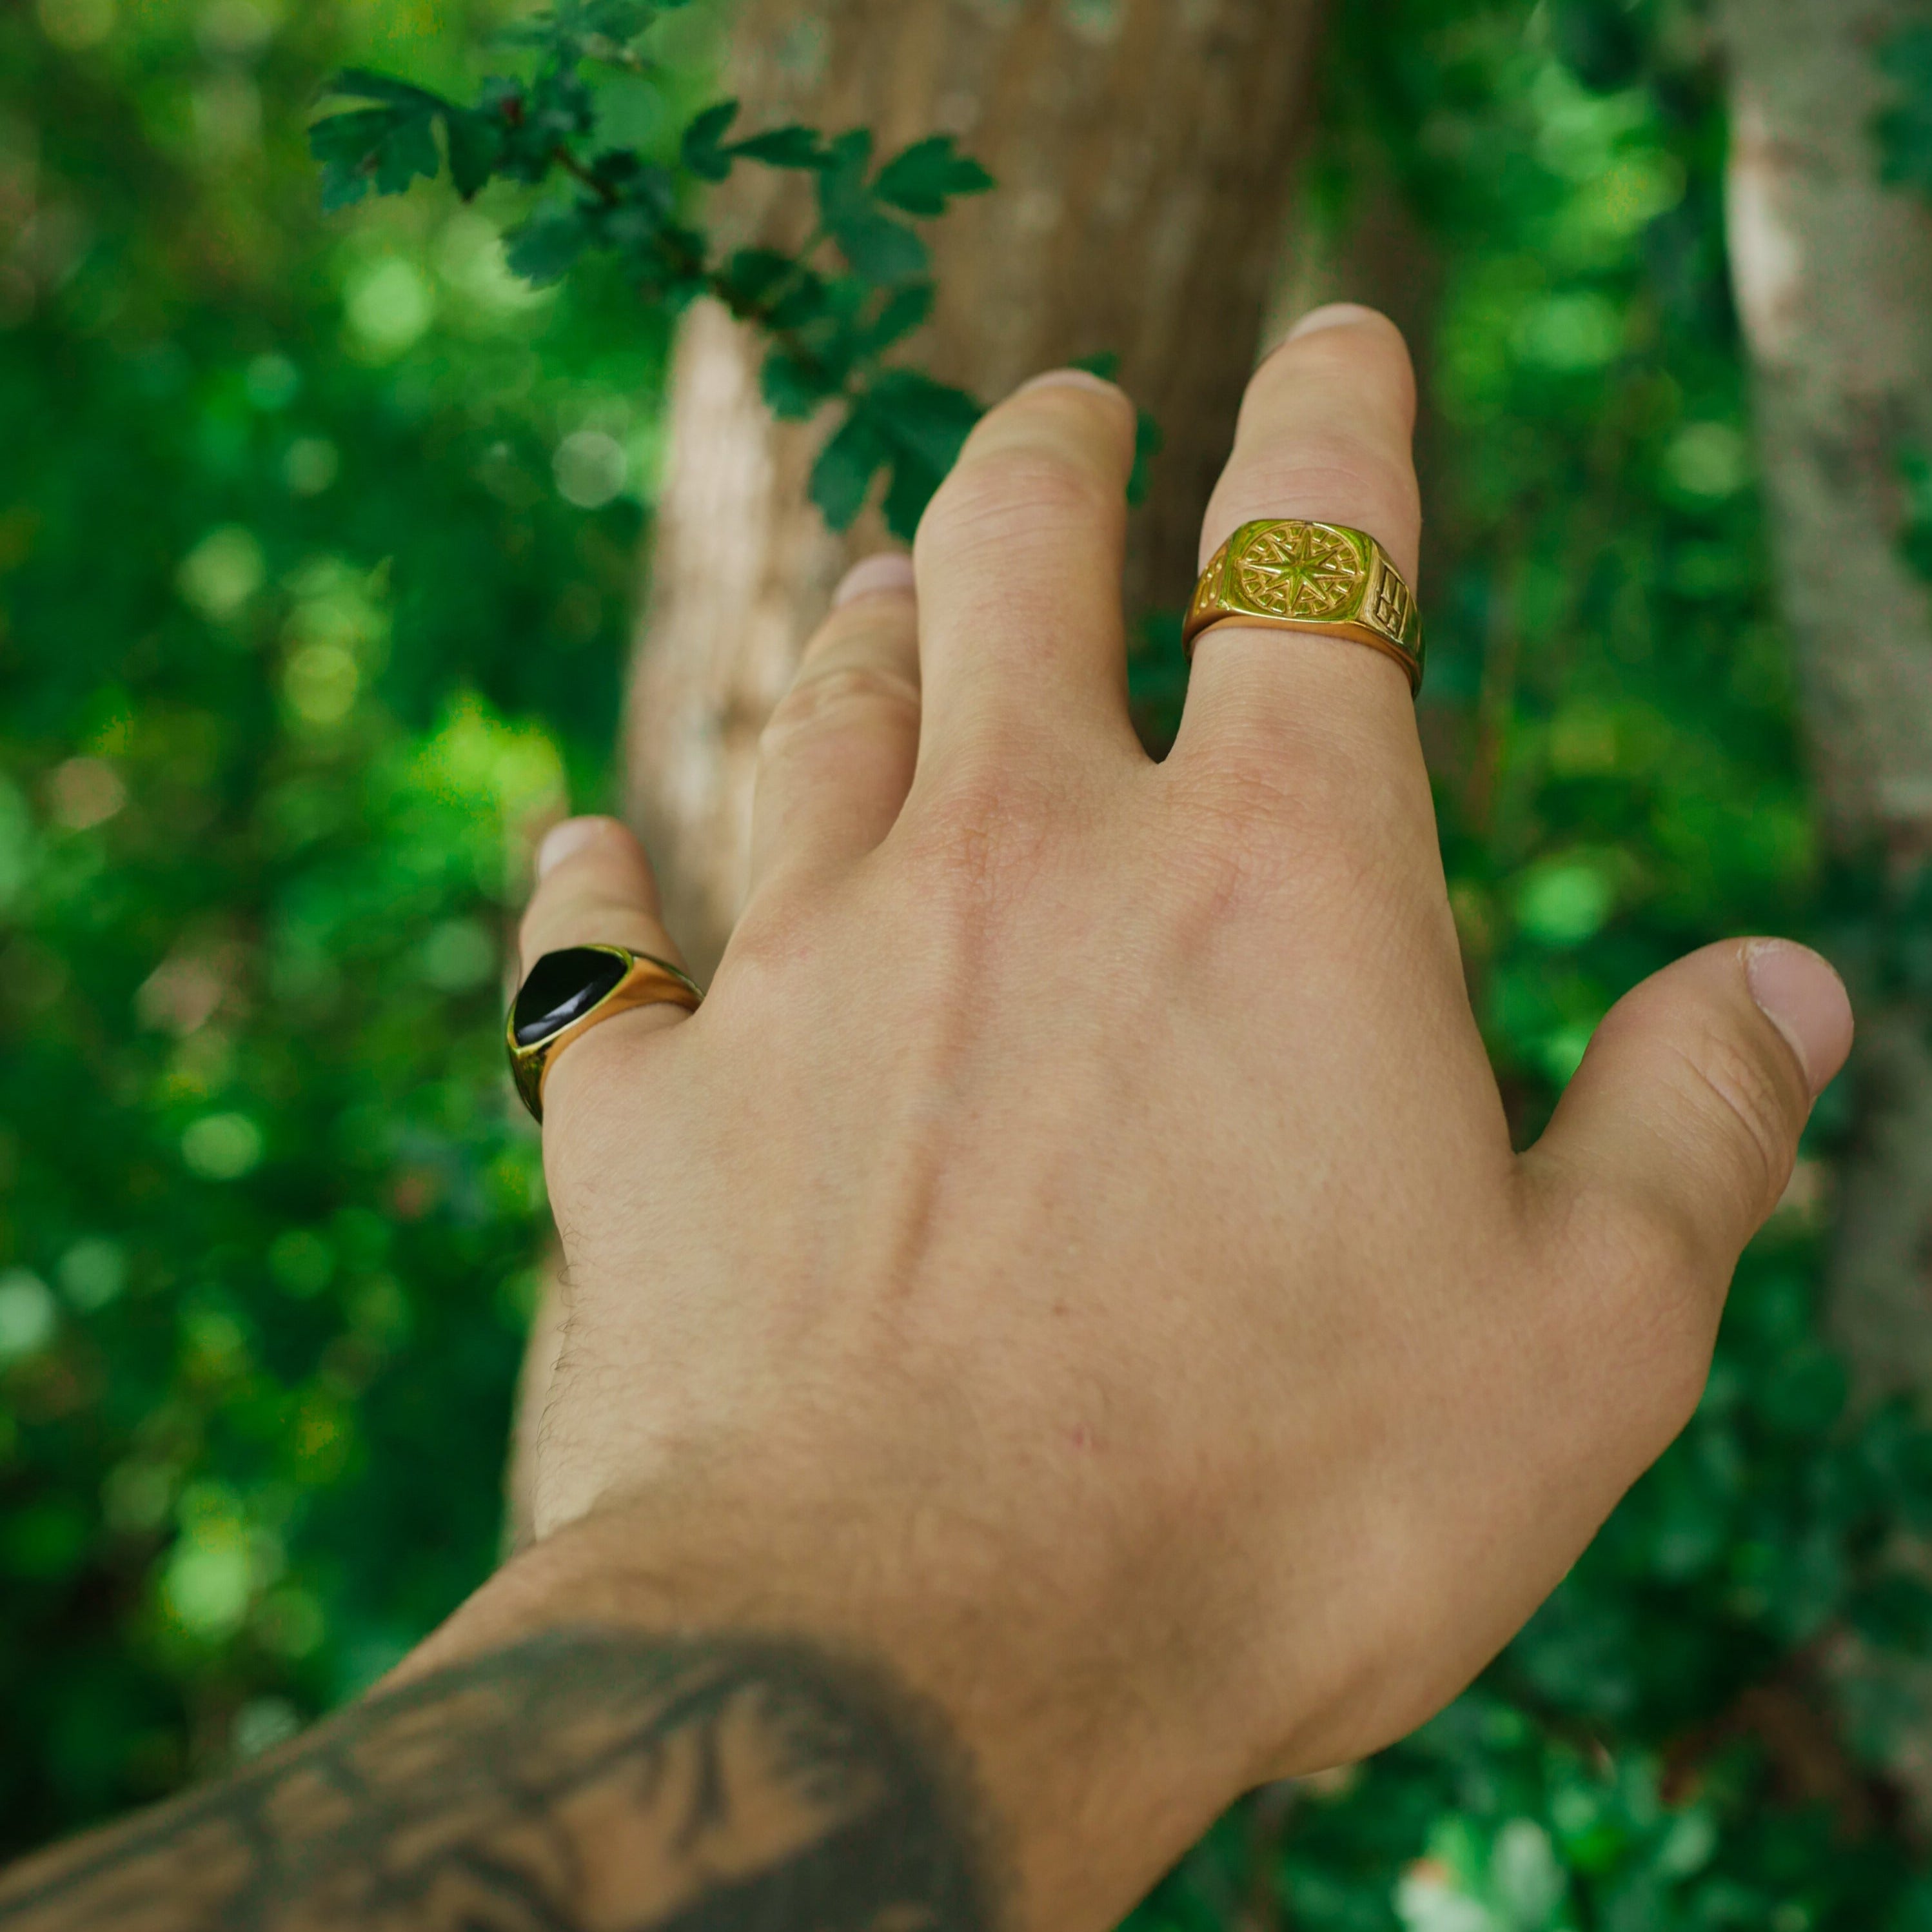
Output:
[{"left": 5, "top": 0, "right": 1932, "bottom": 1925}]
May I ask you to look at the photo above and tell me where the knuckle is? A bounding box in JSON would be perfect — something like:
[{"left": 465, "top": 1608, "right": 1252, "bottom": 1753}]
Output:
[
  {"left": 1158, "top": 789, "right": 1297, "bottom": 928},
  {"left": 1663, "top": 1024, "right": 1798, "bottom": 1218},
  {"left": 920, "top": 445, "right": 1118, "bottom": 556},
  {"left": 1158, "top": 763, "right": 1406, "bottom": 931},
  {"left": 718, "top": 880, "right": 827, "bottom": 991},
  {"left": 760, "top": 661, "right": 920, "bottom": 756},
  {"left": 901, "top": 758, "right": 1067, "bottom": 918}
]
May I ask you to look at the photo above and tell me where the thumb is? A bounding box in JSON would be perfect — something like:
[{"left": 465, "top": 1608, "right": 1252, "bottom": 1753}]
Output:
[{"left": 1526, "top": 939, "right": 1853, "bottom": 1297}]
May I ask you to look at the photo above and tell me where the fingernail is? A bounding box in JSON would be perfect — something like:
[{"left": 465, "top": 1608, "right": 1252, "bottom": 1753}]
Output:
[
  {"left": 833, "top": 551, "right": 917, "bottom": 608},
  {"left": 1286, "top": 302, "right": 1385, "bottom": 342},
  {"left": 1016, "top": 367, "right": 1129, "bottom": 402},
  {"left": 1746, "top": 940, "right": 1855, "bottom": 1098},
  {"left": 537, "top": 817, "right": 605, "bottom": 879}
]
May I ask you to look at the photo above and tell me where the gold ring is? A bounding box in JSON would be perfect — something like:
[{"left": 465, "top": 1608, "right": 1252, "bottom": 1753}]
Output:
[
  {"left": 1183, "top": 518, "right": 1424, "bottom": 695},
  {"left": 506, "top": 944, "right": 702, "bottom": 1123}
]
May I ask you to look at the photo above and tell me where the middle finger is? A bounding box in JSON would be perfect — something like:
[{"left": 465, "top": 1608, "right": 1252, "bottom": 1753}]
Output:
[{"left": 910, "top": 370, "right": 1145, "bottom": 786}]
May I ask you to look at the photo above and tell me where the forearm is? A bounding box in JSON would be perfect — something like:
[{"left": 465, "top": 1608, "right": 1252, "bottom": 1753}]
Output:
[{"left": 0, "top": 1502, "right": 1223, "bottom": 1932}]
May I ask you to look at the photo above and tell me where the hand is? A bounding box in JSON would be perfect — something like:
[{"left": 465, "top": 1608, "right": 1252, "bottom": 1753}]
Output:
[{"left": 443, "top": 309, "right": 1852, "bottom": 1930}]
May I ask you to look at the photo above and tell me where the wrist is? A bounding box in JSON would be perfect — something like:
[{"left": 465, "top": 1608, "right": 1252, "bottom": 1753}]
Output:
[{"left": 395, "top": 1490, "right": 1244, "bottom": 1932}]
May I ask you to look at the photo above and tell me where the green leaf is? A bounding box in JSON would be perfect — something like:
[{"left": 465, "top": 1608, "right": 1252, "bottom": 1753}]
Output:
[
  {"left": 311, "top": 104, "right": 443, "bottom": 212},
  {"left": 1071, "top": 351, "right": 1121, "bottom": 382},
  {"left": 645, "top": 222, "right": 711, "bottom": 302},
  {"left": 863, "top": 370, "right": 981, "bottom": 538},
  {"left": 504, "top": 205, "right": 596, "bottom": 286},
  {"left": 872, "top": 134, "right": 994, "bottom": 216},
  {"left": 878, "top": 459, "right": 931, "bottom": 540},
  {"left": 811, "top": 411, "right": 891, "bottom": 529},
  {"left": 869, "top": 369, "right": 981, "bottom": 472},
  {"left": 311, "top": 70, "right": 477, "bottom": 212},
  {"left": 681, "top": 99, "right": 738, "bottom": 182},
  {"left": 321, "top": 68, "right": 451, "bottom": 111},
  {"left": 603, "top": 198, "right": 669, "bottom": 258},
  {"left": 765, "top": 268, "right": 834, "bottom": 333},
  {"left": 718, "top": 248, "right": 791, "bottom": 297},
  {"left": 521, "top": 68, "right": 596, "bottom": 145},
  {"left": 761, "top": 349, "right": 841, "bottom": 422},
  {"left": 715, "top": 247, "right": 796, "bottom": 313},
  {"left": 445, "top": 110, "right": 503, "bottom": 201},
  {"left": 832, "top": 207, "right": 929, "bottom": 285},
  {"left": 814, "top": 131, "right": 928, "bottom": 284},
  {"left": 716, "top": 251, "right": 831, "bottom": 331},
  {"left": 729, "top": 125, "right": 827, "bottom": 171},
  {"left": 861, "top": 282, "right": 935, "bottom": 353}
]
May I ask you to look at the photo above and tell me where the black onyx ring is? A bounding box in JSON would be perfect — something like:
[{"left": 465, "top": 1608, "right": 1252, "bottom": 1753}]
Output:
[{"left": 506, "top": 945, "right": 703, "bottom": 1123}]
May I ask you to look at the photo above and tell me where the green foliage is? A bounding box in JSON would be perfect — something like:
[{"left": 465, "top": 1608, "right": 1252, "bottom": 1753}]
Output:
[
  {"left": 0, "top": 0, "right": 670, "bottom": 1850},
  {"left": 1871, "top": 38, "right": 1932, "bottom": 617},
  {"left": 308, "top": 1, "right": 992, "bottom": 538},
  {"left": 1877, "top": 26, "right": 1932, "bottom": 202},
  {"left": 9, "top": 0, "right": 1932, "bottom": 1927}
]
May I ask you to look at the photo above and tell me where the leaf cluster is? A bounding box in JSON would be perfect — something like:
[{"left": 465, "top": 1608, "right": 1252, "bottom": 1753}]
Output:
[{"left": 310, "top": 3, "right": 994, "bottom": 537}]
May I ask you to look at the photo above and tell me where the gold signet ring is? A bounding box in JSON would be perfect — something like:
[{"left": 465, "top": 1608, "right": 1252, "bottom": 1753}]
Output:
[
  {"left": 1183, "top": 518, "right": 1424, "bottom": 695},
  {"left": 506, "top": 944, "right": 702, "bottom": 1123}
]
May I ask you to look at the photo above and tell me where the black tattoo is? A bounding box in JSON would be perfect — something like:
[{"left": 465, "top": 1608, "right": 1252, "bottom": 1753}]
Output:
[{"left": 0, "top": 1630, "right": 999, "bottom": 1932}]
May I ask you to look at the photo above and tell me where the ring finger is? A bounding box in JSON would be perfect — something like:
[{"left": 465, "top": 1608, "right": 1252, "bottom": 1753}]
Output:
[{"left": 515, "top": 815, "right": 693, "bottom": 1129}]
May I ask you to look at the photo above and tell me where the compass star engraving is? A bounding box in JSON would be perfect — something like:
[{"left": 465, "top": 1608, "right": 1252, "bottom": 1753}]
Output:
[{"left": 1232, "top": 521, "right": 1365, "bottom": 622}]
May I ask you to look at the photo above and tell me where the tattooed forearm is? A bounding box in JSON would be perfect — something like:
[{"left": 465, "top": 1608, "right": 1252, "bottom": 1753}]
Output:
[{"left": 0, "top": 1630, "right": 999, "bottom": 1932}]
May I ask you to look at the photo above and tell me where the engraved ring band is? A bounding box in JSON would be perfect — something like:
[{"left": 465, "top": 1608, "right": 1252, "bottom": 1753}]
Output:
[{"left": 1183, "top": 518, "right": 1424, "bottom": 696}]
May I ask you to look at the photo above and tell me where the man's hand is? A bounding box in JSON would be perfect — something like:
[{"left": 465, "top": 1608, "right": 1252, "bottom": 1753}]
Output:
[
  {"left": 0, "top": 309, "right": 1852, "bottom": 1932},
  {"left": 454, "top": 310, "right": 1851, "bottom": 1922}
]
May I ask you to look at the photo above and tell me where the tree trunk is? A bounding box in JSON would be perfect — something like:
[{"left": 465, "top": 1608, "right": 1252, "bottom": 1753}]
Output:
[
  {"left": 624, "top": 0, "right": 1329, "bottom": 977},
  {"left": 1719, "top": 0, "right": 1932, "bottom": 1397}
]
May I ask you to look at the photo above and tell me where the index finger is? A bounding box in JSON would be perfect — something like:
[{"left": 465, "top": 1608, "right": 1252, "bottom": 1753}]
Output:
[{"left": 1168, "top": 306, "right": 1424, "bottom": 785}]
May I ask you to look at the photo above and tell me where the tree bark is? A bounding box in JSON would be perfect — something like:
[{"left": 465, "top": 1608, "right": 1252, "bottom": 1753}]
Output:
[
  {"left": 1718, "top": 0, "right": 1932, "bottom": 1397},
  {"left": 624, "top": 0, "right": 1328, "bottom": 976}
]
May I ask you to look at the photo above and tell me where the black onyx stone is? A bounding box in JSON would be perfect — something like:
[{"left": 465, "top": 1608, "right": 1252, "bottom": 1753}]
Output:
[{"left": 512, "top": 947, "right": 629, "bottom": 1047}]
